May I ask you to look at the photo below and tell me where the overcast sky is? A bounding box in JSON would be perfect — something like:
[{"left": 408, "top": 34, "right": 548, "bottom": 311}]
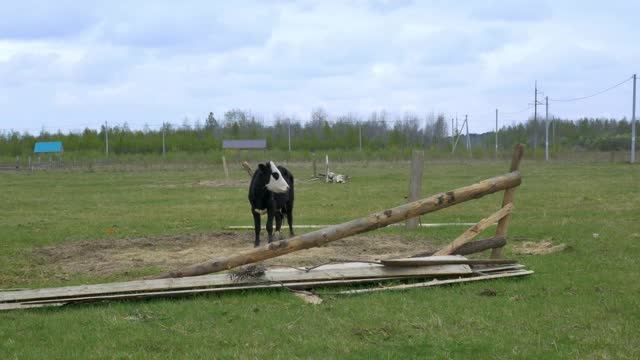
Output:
[{"left": 1, "top": 0, "right": 638, "bottom": 134}]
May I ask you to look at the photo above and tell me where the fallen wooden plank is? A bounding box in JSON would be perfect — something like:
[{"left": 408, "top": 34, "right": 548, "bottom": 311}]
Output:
[
  {"left": 381, "top": 256, "right": 518, "bottom": 267},
  {"left": 0, "top": 302, "right": 64, "bottom": 311},
  {"left": 16, "top": 275, "right": 458, "bottom": 307},
  {"left": 224, "top": 223, "right": 492, "bottom": 230},
  {"left": 0, "top": 263, "right": 471, "bottom": 304},
  {"left": 335, "top": 270, "right": 534, "bottom": 295},
  {"left": 470, "top": 264, "right": 525, "bottom": 273},
  {"left": 434, "top": 204, "right": 513, "bottom": 256}
]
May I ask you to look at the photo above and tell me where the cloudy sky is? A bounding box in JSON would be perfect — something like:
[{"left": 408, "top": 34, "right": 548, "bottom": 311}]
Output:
[{"left": 1, "top": 0, "right": 638, "bottom": 134}]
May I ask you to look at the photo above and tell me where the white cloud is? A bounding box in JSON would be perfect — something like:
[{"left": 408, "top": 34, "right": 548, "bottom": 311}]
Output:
[{"left": 0, "top": 0, "right": 638, "bottom": 134}]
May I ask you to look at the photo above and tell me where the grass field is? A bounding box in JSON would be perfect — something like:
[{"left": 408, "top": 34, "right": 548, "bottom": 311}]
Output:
[{"left": 1, "top": 158, "right": 639, "bottom": 359}]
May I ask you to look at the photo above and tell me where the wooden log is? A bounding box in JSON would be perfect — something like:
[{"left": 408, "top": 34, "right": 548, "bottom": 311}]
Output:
[
  {"left": 149, "top": 171, "right": 522, "bottom": 279},
  {"left": 335, "top": 270, "right": 534, "bottom": 295},
  {"left": 406, "top": 150, "right": 425, "bottom": 230},
  {"left": 434, "top": 203, "right": 513, "bottom": 256},
  {"left": 242, "top": 161, "right": 253, "bottom": 177},
  {"left": 492, "top": 144, "right": 524, "bottom": 258},
  {"left": 410, "top": 236, "right": 506, "bottom": 257}
]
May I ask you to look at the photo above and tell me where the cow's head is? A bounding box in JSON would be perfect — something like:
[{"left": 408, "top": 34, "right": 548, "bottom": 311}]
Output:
[{"left": 258, "top": 161, "right": 289, "bottom": 193}]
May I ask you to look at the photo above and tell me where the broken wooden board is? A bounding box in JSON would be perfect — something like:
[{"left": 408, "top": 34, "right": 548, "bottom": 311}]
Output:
[
  {"left": 335, "top": 270, "right": 534, "bottom": 295},
  {"left": 224, "top": 223, "right": 494, "bottom": 230},
  {"left": 381, "top": 256, "right": 518, "bottom": 267},
  {"left": 0, "top": 262, "right": 471, "bottom": 305}
]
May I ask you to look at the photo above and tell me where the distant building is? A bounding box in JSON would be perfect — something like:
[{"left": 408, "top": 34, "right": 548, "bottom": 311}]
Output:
[
  {"left": 222, "top": 139, "right": 267, "bottom": 150},
  {"left": 34, "top": 141, "right": 64, "bottom": 154}
]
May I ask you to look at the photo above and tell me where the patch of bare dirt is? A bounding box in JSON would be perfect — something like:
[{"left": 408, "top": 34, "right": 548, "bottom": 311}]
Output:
[
  {"left": 512, "top": 240, "right": 567, "bottom": 255},
  {"left": 30, "top": 232, "right": 435, "bottom": 278}
]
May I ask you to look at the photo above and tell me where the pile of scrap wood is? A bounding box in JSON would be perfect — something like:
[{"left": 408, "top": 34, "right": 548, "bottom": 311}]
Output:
[
  {"left": 0, "top": 256, "right": 531, "bottom": 310},
  {"left": 318, "top": 171, "right": 349, "bottom": 183}
]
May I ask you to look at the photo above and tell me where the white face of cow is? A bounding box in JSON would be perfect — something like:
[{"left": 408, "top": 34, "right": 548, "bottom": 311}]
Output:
[{"left": 265, "top": 161, "right": 289, "bottom": 193}]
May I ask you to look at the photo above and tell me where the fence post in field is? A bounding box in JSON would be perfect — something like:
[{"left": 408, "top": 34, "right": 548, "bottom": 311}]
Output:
[
  {"left": 491, "top": 144, "right": 524, "bottom": 259},
  {"left": 406, "top": 150, "right": 425, "bottom": 230},
  {"left": 222, "top": 156, "right": 229, "bottom": 179},
  {"left": 325, "top": 154, "right": 329, "bottom": 183},
  {"left": 312, "top": 152, "right": 317, "bottom": 177}
]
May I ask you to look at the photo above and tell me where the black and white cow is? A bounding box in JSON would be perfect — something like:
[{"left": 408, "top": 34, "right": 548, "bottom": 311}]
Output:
[{"left": 248, "top": 161, "right": 295, "bottom": 247}]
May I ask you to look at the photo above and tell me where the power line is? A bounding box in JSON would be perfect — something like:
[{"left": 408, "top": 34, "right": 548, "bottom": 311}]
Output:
[{"left": 550, "top": 76, "right": 633, "bottom": 102}]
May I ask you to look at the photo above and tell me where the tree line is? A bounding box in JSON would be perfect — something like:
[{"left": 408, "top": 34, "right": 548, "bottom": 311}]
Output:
[{"left": 0, "top": 108, "right": 635, "bottom": 157}]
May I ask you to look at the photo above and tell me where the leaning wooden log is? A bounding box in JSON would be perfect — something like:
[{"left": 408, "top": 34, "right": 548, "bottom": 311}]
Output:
[
  {"left": 410, "top": 236, "right": 506, "bottom": 257},
  {"left": 433, "top": 203, "right": 513, "bottom": 256},
  {"left": 380, "top": 256, "right": 517, "bottom": 267},
  {"left": 148, "top": 171, "right": 522, "bottom": 279},
  {"left": 492, "top": 144, "right": 524, "bottom": 258}
]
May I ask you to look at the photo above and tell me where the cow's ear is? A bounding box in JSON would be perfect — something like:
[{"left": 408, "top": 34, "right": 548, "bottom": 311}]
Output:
[{"left": 258, "top": 163, "right": 267, "bottom": 173}]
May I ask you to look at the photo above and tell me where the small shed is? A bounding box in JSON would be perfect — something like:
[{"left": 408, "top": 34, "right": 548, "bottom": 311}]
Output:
[
  {"left": 222, "top": 140, "right": 267, "bottom": 150},
  {"left": 34, "top": 141, "right": 64, "bottom": 154}
]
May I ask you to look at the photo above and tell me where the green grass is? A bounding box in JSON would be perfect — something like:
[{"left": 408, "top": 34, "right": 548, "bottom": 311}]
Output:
[{"left": 1, "top": 159, "right": 639, "bottom": 359}]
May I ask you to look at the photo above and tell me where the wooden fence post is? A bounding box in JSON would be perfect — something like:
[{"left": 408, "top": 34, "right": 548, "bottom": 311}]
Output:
[
  {"left": 406, "top": 150, "right": 425, "bottom": 229},
  {"left": 222, "top": 156, "right": 229, "bottom": 179},
  {"left": 325, "top": 154, "right": 329, "bottom": 183},
  {"left": 491, "top": 144, "right": 524, "bottom": 259},
  {"left": 312, "top": 152, "right": 317, "bottom": 177}
]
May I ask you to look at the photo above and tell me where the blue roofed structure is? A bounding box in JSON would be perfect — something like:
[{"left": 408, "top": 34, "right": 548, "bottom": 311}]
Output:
[{"left": 34, "top": 141, "right": 64, "bottom": 154}]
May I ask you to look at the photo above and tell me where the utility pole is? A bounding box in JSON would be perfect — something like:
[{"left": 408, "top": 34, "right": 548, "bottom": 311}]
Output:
[
  {"left": 552, "top": 116, "right": 556, "bottom": 152},
  {"left": 359, "top": 122, "right": 362, "bottom": 151},
  {"left": 632, "top": 74, "right": 637, "bottom": 163},
  {"left": 465, "top": 115, "right": 470, "bottom": 151},
  {"left": 545, "top": 96, "right": 549, "bottom": 161},
  {"left": 534, "top": 81, "right": 538, "bottom": 155},
  {"left": 288, "top": 118, "right": 291, "bottom": 152},
  {"left": 495, "top": 109, "right": 499, "bottom": 159},
  {"left": 162, "top": 125, "right": 166, "bottom": 157},
  {"left": 105, "top": 120, "right": 109, "bottom": 157},
  {"left": 451, "top": 118, "right": 454, "bottom": 146}
]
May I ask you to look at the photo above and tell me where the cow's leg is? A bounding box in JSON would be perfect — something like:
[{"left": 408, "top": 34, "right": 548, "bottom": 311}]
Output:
[
  {"left": 286, "top": 206, "right": 295, "bottom": 238},
  {"left": 266, "top": 208, "right": 275, "bottom": 243},
  {"left": 275, "top": 211, "right": 283, "bottom": 240},
  {"left": 252, "top": 211, "right": 261, "bottom": 247}
]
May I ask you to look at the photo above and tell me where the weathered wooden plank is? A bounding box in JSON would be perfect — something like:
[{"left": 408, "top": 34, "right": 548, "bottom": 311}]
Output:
[
  {"left": 381, "top": 256, "right": 518, "bottom": 267},
  {"left": 434, "top": 204, "right": 513, "bottom": 256},
  {"left": 0, "top": 302, "right": 64, "bottom": 310},
  {"left": 151, "top": 171, "right": 522, "bottom": 279},
  {"left": 0, "top": 263, "right": 471, "bottom": 304},
  {"left": 335, "top": 270, "right": 534, "bottom": 295},
  {"left": 18, "top": 273, "right": 473, "bottom": 306},
  {"left": 492, "top": 144, "right": 524, "bottom": 258}
]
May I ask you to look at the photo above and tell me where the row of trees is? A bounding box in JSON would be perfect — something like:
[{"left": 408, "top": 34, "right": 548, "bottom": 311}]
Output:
[{"left": 0, "top": 108, "right": 636, "bottom": 157}]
